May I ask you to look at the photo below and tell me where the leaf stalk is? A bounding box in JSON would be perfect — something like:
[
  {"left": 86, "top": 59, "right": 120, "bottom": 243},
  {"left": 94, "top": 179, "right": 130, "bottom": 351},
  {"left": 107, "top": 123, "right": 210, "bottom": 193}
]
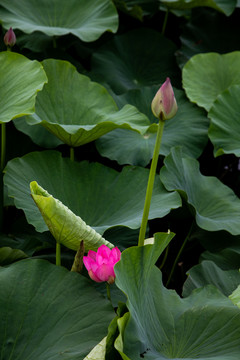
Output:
[{"left": 138, "top": 119, "right": 165, "bottom": 246}]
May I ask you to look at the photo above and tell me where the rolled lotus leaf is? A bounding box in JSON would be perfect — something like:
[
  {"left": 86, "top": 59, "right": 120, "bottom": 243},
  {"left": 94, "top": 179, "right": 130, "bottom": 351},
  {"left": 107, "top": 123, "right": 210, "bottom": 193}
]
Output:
[{"left": 30, "top": 181, "right": 114, "bottom": 252}]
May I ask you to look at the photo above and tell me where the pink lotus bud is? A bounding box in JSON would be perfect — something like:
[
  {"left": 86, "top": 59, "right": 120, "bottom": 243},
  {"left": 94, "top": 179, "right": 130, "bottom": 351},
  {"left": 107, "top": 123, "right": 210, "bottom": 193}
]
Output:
[
  {"left": 151, "top": 77, "right": 177, "bottom": 121},
  {"left": 83, "top": 244, "right": 121, "bottom": 284},
  {"left": 4, "top": 27, "right": 16, "bottom": 48}
]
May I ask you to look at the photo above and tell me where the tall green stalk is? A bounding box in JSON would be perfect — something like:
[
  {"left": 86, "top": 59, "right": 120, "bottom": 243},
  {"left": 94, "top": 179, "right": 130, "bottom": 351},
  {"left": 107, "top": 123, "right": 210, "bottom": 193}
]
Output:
[
  {"left": 138, "top": 119, "right": 165, "bottom": 247},
  {"left": 0, "top": 169, "right": 3, "bottom": 231},
  {"left": 166, "top": 222, "right": 194, "bottom": 287},
  {"left": 106, "top": 282, "right": 114, "bottom": 309},
  {"left": 1, "top": 123, "right": 6, "bottom": 172},
  {"left": 0, "top": 123, "right": 6, "bottom": 231},
  {"left": 56, "top": 242, "right": 61, "bottom": 266},
  {"left": 162, "top": 9, "right": 169, "bottom": 35}
]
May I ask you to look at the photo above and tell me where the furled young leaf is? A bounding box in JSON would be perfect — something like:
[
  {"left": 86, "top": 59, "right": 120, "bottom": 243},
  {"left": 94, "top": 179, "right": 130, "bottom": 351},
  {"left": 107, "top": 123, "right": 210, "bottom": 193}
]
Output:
[
  {"left": 208, "top": 84, "right": 240, "bottom": 157},
  {"left": 0, "top": 0, "right": 118, "bottom": 42},
  {"left": 22, "top": 59, "right": 151, "bottom": 147},
  {"left": 4, "top": 151, "right": 181, "bottom": 235},
  {"left": 161, "top": 0, "right": 236, "bottom": 16},
  {"left": 160, "top": 147, "right": 240, "bottom": 235},
  {"left": 0, "top": 259, "right": 114, "bottom": 359},
  {"left": 182, "top": 51, "right": 240, "bottom": 111},
  {"left": 114, "top": 234, "right": 240, "bottom": 359},
  {"left": 0, "top": 51, "right": 47, "bottom": 123},
  {"left": 30, "top": 181, "right": 113, "bottom": 252}
]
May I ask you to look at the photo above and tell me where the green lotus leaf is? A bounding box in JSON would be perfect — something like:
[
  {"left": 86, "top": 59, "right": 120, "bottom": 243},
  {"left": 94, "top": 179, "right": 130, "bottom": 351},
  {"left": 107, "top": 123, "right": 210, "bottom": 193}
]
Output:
[
  {"left": 30, "top": 181, "right": 114, "bottom": 252},
  {"left": 229, "top": 285, "right": 240, "bottom": 309},
  {"left": 183, "top": 260, "right": 240, "bottom": 297},
  {"left": 103, "top": 226, "right": 140, "bottom": 252},
  {"left": 160, "top": 147, "right": 240, "bottom": 235},
  {"left": 91, "top": 28, "right": 179, "bottom": 94},
  {"left": 0, "top": 216, "right": 56, "bottom": 256},
  {"left": 178, "top": 8, "right": 240, "bottom": 68},
  {"left": 113, "top": 0, "right": 143, "bottom": 20},
  {"left": 105, "top": 302, "right": 128, "bottom": 360},
  {"left": 83, "top": 337, "right": 106, "bottom": 360},
  {"left": 208, "top": 85, "right": 240, "bottom": 157},
  {"left": 14, "top": 118, "right": 63, "bottom": 148},
  {"left": 0, "top": 51, "right": 47, "bottom": 124},
  {"left": 96, "top": 86, "right": 208, "bottom": 166},
  {"left": 114, "top": 234, "right": 240, "bottom": 359},
  {"left": 22, "top": 59, "right": 151, "bottom": 147},
  {"left": 189, "top": 227, "right": 240, "bottom": 253},
  {"left": 0, "top": 259, "right": 114, "bottom": 359},
  {"left": 113, "top": 0, "right": 158, "bottom": 19},
  {"left": 0, "top": 247, "right": 27, "bottom": 265},
  {"left": 161, "top": 0, "right": 236, "bottom": 16},
  {"left": 0, "top": 0, "right": 118, "bottom": 42},
  {"left": 182, "top": 51, "right": 240, "bottom": 111},
  {"left": 201, "top": 247, "right": 240, "bottom": 270},
  {"left": 4, "top": 150, "right": 181, "bottom": 235}
]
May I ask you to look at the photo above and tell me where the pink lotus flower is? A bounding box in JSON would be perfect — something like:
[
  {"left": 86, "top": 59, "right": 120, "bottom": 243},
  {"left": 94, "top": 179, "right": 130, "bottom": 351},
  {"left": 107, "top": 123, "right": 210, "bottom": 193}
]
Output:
[
  {"left": 151, "top": 77, "right": 177, "bottom": 121},
  {"left": 83, "top": 245, "right": 121, "bottom": 284},
  {"left": 4, "top": 27, "right": 16, "bottom": 47}
]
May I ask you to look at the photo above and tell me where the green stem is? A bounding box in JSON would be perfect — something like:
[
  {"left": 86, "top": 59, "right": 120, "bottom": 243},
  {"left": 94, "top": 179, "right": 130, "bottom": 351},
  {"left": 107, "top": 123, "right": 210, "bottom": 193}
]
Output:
[
  {"left": 138, "top": 119, "right": 165, "bottom": 247},
  {"left": 56, "top": 242, "right": 61, "bottom": 266},
  {"left": 1, "top": 123, "right": 6, "bottom": 172},
  {"left": 159, "top": 246, "right": 169, "bottom": 270},
  {"left": 162, "top": 9, "right": 169, "bottom": 35},
  {"left": 0, "top": 171, "right": 3, "bottom": 232},
  {"left": 0, "top": 123, "right": 6, "bottom": 231},
  {"left": 106, "top": 282, "right": 112, "bottom": 305},
  {"left": 166, "top": 222, "right": 194, "bottom": 287},
  {"left": 70, "top": 147, "right": 74, "bottom": 162}
]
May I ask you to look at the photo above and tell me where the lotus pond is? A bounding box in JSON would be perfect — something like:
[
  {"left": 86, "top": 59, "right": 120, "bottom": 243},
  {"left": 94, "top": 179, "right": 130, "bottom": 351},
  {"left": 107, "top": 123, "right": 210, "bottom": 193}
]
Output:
[{"left": 1, "top": 1, "right": 240, "bottom": 359}]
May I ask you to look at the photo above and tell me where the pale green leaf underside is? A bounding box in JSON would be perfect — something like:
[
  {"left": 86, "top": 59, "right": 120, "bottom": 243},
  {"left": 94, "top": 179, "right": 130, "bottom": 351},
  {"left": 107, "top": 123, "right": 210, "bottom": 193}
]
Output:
[
  {"left": 23, "top": 59, "right": 151, "bottom": 147},
  {"left": 0, "top": 0, "right": 118, "bottom": 42},
  {"left": 0, "top": 51, "right": 47, "bottom": 123},
  {"left": 208, "top": 85, "right": 240, "bottom": 157},
  {"left": 30, "top": 181, "right": 113, "bottom": 252},
  {"left": 161, "top": 0, "right": 236, "bottom": 16},
  {"left": 115, "top": 234, "right": 240, "bottom": 359},
  {"left": 83, "top": 337, "right": 107, "bottom": 360},
  {"left": 0, "top": 259, "right": 114, "bottom": 359},
  {"left": 160, "top": 147, "right": 240, "bottom": 235},
  {"left": 182, "top": 51, "right": 240, "bottom": 111}
]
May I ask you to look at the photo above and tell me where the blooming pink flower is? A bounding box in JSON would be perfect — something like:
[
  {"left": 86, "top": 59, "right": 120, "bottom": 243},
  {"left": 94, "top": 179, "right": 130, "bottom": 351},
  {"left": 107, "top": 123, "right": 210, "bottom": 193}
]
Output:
[
  {"left": 4, "top": 27, "right": 16, "bottom": 48},
  {"left": 151, "top": 77, "right": 177, "bottom": 121},
  {"left": 83, "top": 244, "right": 121, "bottom": 284}
]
